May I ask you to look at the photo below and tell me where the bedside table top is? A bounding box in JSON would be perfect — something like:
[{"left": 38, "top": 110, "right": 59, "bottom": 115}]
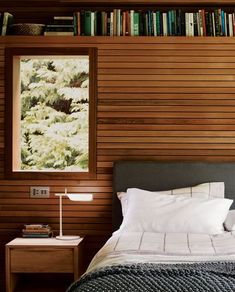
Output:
[{"left": 6, "top": 237, "right": 84, "bottom": 247}]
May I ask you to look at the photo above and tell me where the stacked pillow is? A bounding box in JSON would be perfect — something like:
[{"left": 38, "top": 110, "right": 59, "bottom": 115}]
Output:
[
  {"left": 117, "top": 182, "right": 233, "bottom": 235},
  {"left": 117, "top": 182, "right": 225, "bottom": 217}
]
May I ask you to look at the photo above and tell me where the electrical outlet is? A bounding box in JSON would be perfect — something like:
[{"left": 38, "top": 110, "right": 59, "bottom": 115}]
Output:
[{"left": 30, "top": 186, "right": 50, "bottom": 198}]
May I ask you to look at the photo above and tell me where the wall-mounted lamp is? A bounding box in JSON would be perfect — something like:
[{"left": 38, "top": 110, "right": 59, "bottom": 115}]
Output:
[{"left": 55, "top": 189, "right": 93, "bottom": 240}]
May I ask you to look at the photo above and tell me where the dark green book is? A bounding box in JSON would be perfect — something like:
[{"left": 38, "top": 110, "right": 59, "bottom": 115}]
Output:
[
  {"left": 84, "top": 11, "right": 91, "bottom": 36},
  {"left": 73, "top": 12, "right": 78, "bottom": 36},
  {"left": 133, "top": 12, "right": 140, "bottom": 36},
  {"left": 156, "top": 11, "right": 161, "bottom": 36}
]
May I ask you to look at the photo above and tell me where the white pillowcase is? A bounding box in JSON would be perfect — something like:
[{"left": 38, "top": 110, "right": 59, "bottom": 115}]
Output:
[
  {"left": 224, "top": 210, "right": 235, "bottom": 231},
  {"left": 117, "top": 182, "right": 225, "bottom": 217},
  {"left": 119, "top": 188, "right": 232, "bottom": 235}
]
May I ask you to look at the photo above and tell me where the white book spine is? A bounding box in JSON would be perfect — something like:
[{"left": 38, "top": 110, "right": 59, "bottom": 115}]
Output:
[
  {"left": 212, "top": 12, "right": 216, "bottom": 36},
  {"left": 153, "top": 12, "right": 157, "bottom": 36},
  {"left": 189, "top": 13, "right": 194, "bottom": 36},
  {"left": 185, "top": 13, "right": 189, "bottom": 36},
  {"left": 110, "top": 12, "right": 114, "bottom": 36},
  {"left": 91, "top": 12, "right": 95, "bottom": 36},
  {"left": 163, "top": 13, "right": 168, "bottom": 36},
  {"left": 229, "top": 14, "right": 233, "bottom": 36},
  {"left": 130, "top": 10, "right": 134, "bottom": 36}
]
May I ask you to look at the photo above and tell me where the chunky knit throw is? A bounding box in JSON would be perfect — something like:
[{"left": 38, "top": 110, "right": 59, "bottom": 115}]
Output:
[{"left": 67, "top": 262, "right": 235, "bottom": 292}]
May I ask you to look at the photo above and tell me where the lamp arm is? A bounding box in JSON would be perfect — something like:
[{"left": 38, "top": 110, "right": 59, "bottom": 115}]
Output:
[{"left": 59, "top": 194, "right": 63, "bottom": 237}]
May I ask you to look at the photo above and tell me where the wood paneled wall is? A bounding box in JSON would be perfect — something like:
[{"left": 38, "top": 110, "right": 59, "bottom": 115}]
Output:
[{"left": 1, "top": 36, "right": 235, "bottom": 290}]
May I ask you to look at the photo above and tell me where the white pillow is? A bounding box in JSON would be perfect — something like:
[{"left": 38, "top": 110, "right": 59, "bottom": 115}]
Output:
[
  {"left": 119, "top": 188, "right": 232, "bottom": 235},
  {"left": 117, "top": 182, "right": 225, "bottom": 217},
  {"left": 224, "top": 210, "right": 235, "bottom": 231}
]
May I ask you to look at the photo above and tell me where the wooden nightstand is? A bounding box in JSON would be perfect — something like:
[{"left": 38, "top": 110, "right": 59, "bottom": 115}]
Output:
[{"left": 5, "top": 237, "right": 84, "bottom": 292}]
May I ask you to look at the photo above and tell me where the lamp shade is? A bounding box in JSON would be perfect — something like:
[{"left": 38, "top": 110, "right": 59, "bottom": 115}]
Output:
[{"left": 67, "top": 193, "right": 93, "bottom": 201}]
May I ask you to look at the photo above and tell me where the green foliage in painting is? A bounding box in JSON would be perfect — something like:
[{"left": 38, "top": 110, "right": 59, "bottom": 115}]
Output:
[{"left": 20, "top": 57, "right": 89, "bottom": 171}]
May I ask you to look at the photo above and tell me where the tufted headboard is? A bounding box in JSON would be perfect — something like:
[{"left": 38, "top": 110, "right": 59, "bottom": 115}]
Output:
[{"left": 112, "top": 161, "right": 235, "bottom": 231}]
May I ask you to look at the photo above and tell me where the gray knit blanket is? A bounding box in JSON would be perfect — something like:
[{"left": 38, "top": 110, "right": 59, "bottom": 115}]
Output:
[{"left": 67, "top": 262, "right": 235, "bottom": 292}]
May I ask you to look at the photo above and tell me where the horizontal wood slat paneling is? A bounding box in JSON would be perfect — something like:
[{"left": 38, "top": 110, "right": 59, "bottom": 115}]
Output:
[{"left": 1, "top": 36, "right": 235, "bottom": 291}]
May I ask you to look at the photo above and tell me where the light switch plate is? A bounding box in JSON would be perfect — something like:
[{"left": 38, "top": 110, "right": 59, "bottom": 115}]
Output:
[{"left": 30, "top": 186, "right": 50, "bottom": 198}]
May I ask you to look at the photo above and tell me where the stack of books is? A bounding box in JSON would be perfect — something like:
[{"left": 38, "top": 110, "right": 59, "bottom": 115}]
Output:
[
  {"left": 44, "top": 16, "right": 75, "bottom": 36},
  {"left": 22, "top": 224, "right": 53, "bottom": 238}
]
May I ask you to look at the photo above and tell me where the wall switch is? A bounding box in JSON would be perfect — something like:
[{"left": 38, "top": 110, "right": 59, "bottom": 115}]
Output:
[{"left": 30, "top": 186, "right": 50, "bottom": 198}]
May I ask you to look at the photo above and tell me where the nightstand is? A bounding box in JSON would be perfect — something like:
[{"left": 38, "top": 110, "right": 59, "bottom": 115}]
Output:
[{"left": 5, "top": 237, "right": 84, "bottom": 292}]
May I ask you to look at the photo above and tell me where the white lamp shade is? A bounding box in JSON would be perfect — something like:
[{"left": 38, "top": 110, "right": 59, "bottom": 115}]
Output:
[{"left": 67, "top": 193, "right": 93, "bottom": 201}]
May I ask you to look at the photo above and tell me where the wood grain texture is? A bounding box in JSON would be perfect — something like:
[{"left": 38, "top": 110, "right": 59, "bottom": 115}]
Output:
[{"left": 1, "top": 36, "right": 235, "bottom": 291}]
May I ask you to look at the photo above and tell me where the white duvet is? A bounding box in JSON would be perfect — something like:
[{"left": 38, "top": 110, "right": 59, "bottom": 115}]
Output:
[{"left": 87, "top": 231, "right": 235, "bottom": 273}]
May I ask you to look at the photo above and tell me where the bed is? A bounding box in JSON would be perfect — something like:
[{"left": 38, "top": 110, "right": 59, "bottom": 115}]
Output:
[{"left": 67, "top": 161, "right": 235, "bottom": 292}]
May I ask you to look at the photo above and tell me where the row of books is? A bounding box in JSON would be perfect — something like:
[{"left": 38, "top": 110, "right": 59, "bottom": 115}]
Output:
[
  {"left": 22, "top": 224, "right": 53, "bottom": 238},
  {"left": 69, "top": 9, "right": 235, "bottom": 37}
]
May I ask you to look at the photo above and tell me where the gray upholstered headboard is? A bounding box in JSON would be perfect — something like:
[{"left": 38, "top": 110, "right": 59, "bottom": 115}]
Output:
[{"left": 113, "top": 161, "right": 235, "bottom": 232}]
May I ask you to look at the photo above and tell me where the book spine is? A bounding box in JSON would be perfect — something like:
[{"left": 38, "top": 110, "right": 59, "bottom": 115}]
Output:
[
  {"left": 2, "top": 12, "right": 13, "bottom": 36},
  {"left": 126, "top": 11, "right": 130, "bottom": 36},
  {"left": 133, "top": 12, "right": 139, "bottom": 36},
  {"left": 221, "top": 10, "right": 225, "bottom": 36},
  {"left": 177, "top": 9, "right": 182, "bottom": 36},
  {"left": 153, "top": 12, "right": 157, "bottom": 36},
  {"left": 172, "top": 10, "right": 175, "bottom": 36},
  {"left": 148, "top": 11, "right": 153, "bottom": 36},
  {"left": 229, "top": 13, "right": 233, "bottom": 36},
  {"left": 218, "top": 9, "right": 222, "bottom": 36},
  {"left": 130, "top": 10, "right": 134, "bottom": 36},
  {"left": 156, "top": 11, "right": 161, "bottom": 36},
  {"left": 110, "top": 12, "right": 114, "bottom": 36},
  {"left": 185, "top": 12, "right": 189, "bottom": 36},
  {"left": 212, "top": 12, "right": 216, "bottom": 36},
  {"left": 139, "top": 11, "right": 144, "bottom": 36},
  {"left": 104, "top": 12, "right": 108, "bottom": 36},
  {"left": 96, "top": 11, "right": 102, "bottom": 36},
  {"left": 77, "top": 12, "right": 81, "bottom": 36},
  {"left": 113, "top": 9, "right": 117, "bottom": 36},
  {"left": 73, "top": 12, "right": 77, "bottom": 36},
  {"left": 193, "top": 12, "right": 198, "bottom": 36},
  {"left": 168, "top": 10, "right": 172, "bottom": 36},
  {"left": 205, "top": 12, "right": 209, "bottom": 36},
  {"left": 116, "top": 9, "right": 121, "bottom": 36},
  {"left": 90, "top": 12, "right": 95, "bottom": 36},
  {"left": 24, "top": 224, "right": 49, "bottom": 229},
  {"left": 201, "top": 9, "right": 206, "bottom": 36},
  {"left": 54, "top": 16, "right": 73, "bottom": 20},
  {"left": 80, "top": 10, "right": 85, "bottom": 36},
  {"left": 224, "top": 12, "right": 228, "bottom": 36},
  {"left": 144, "top": 12, "right": 148, "bottom": 36},
  {"left": 233, "top": 13, "right": 235, "bottom": 36},
  {"left": 22, "top": 234, "right": 52, "bottom": 238},
  {"left": 163, "top": 13, "right": 168, "bottom": 36},
  {"left": 214, "top": 9, "right": 220, "bottom": 36},
  {"left": 84, "top": 11, "right": 91, "bottom": 36}
]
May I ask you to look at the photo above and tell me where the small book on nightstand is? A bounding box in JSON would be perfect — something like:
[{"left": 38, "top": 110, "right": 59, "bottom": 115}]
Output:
[{"left": 22, "top": 224, "right": 53, "bottom": 238}]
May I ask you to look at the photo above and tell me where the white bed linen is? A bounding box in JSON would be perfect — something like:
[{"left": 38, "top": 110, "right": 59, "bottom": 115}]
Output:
[{"left": 87, "top": 231, "right": 235, "bottom": 273}]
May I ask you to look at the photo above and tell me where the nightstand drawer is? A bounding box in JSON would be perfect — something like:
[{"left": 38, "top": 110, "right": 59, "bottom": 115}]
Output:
[{"left": 11, "top": 248, "right": 74, "bottom": 273}]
